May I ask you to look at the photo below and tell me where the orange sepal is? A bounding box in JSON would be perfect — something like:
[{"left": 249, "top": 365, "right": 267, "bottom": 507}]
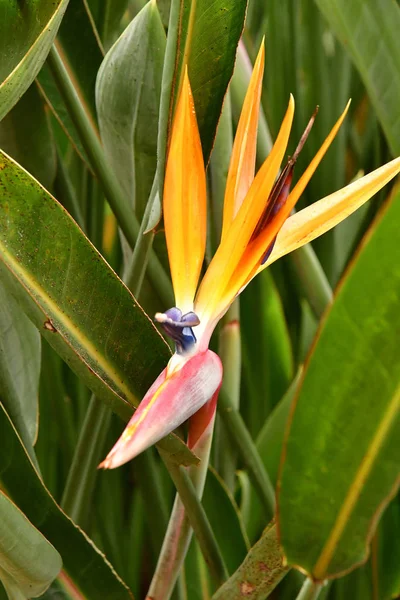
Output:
[
  {"left": 226, "top": 101, "right": 351, "bottom": 296},
  {"left": 221, "top": 41, "right": 265, "bottom": 239},
  {"left": 195, "top": 95, "right": 295, "bottom": 322},
  {"left": 164, "top": 68, "right": 207, "bottom": 312}
]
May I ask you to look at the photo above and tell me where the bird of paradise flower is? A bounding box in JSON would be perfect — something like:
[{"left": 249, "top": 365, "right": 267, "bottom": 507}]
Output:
[{"left": 100, "top": 43, "right": 400, "bottom": 471}]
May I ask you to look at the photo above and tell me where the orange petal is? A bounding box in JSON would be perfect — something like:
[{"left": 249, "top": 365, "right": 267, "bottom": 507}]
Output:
[
  {"left": 221, "top": 41, "right": 265, "bottom": 240},
  {"left": 260, "top": 157, "right": 400, "bottom": 268},
  {"left": 226, "top": 100, "right": 352, "bottom": 294},
  {"left": 195, "top": 95, "right": 295, "bottom": 322},
  {"left": 164, "top": 68, "right": 207, "bottom": 312}
]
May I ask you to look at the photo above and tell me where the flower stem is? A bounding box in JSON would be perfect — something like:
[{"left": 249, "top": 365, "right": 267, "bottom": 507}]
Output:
[
  {"left": 160, "top": 457, "right": 229, "bottom": 588},
  {"left": 218, "top": 389, "right": 275, "bottom": 519},
  {"left": 216, "top": 300, "right": 241, "bottom": 490},
  {"left": 149, "top": 409, "right": 227, "bottom": 599},
  {"left": 295, "top": 578, "right": 323, "bottom": 600},
  {"left": 124, "top": 181, "right": 158, "bottom": 299},
  {"left": 46, "top": 44, "right": 173, "bottom": 308}
]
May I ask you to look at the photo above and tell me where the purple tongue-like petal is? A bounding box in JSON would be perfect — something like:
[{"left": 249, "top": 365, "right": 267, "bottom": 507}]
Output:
[
  {"left": 164, "top": 307, "right": 183, "bottom": 322},
  {"left": 155, "top": 307, "right": 200, "bottom": 354},
  {"left": 261, "top": 236, "right": 277, "bottom": 264},
  {"left": 253, "top": 107, "right": 318, "bottom": 264}
]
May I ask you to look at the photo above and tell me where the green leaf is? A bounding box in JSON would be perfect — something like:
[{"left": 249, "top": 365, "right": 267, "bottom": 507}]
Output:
[
  {"left": 0, "top": 84, "right": 57, "bottom": 190},
  {"left": 0, "top": 277, "right": 40, "bottom": 456},
  {"left": 145, "top": 0, "right": 247, "bottom": 229},
  {"left": 278, "top": 189, "right": 400, "bottom": 579},
  {"left": 165, "top": 0, "right": 247, "bottom": 160},
  {"left": 0, "top": 491, "right": 61, "bottom": 599},
  {"left": 96, "top": 1, "right": 166, "bottom": 220},
  {"left": 37, "top": 0, "right": 103, "bottom": 166},
  {"left": 0, "top": 150, "right": 197, "bottom": 467},
  {"left": 211, "top": 523, "right": 289, "bottom": 600},
  {"left": 0, "top": 0, "right": 69, "bottom": 121},
  {"left": 315, "top": 0, "right": 400, "bottom": 156},
  {"left": 202, "top": 467, "right": 249, "bottom": 575},
  {"left": 0, "top": 404, "right": 133, "bottom": 600}
]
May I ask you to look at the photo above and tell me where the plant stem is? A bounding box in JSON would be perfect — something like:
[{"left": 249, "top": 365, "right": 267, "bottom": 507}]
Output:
[
  {"left": 61, "top": 395, "right": 110, "bottom": 525},
  {"left": 160, "top": 456, "right": 229, "bottom": 588},
  {"left": 217, "top": 300, "right": 241, "bottom": 489},
  {"left": 290, "top": 243, "right": 333, "bottom": 319},
  {"left": 218, "top": 389, "right": 275, "bottom": 519},
  {"left": 124, "top": 180, "right": 159, "bottom": 299},
  {"left": 295, "top": 578, "right": 323, "bottom": 600},
  {"left": 149, "top": 408, "right": 221, "bottom": 599},
  {"left": 46, "top": 44, "right": 173, "bottom": 308}
]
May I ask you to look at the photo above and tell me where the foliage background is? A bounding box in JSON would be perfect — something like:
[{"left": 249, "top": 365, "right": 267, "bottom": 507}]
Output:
[{"left": 0, "top": 0, "right": 399, "bottom": 599}]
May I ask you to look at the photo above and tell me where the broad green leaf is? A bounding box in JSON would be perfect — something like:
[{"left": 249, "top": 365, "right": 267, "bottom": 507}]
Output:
[
  {"left": 0, "top": 150, "right": 197, "bottom": 466},
  {"left": 0, "top": 404, "right": 133, "bottom": 599},
  {"left": 0, "top": 277, "right": 40, "bottom": 454},
  {"left": 315, "top": 0, "right": 400, "bottom": 157},
  {"left": 0, "top": 490, "right": 62, "bottom": 599},
  {"left": 0, "top": 84, "right": 56, "bottom": 191},
  {"left": 145, "top": 0, "right": 247, "bottom": 229},
  {"left": 278, "top": 190, "right": 400, "bottom": 579},
  {"left": 241, "top": 270, "right": 293, "bottom": 437},
  {"left": 96, "top": 1, "right": 166, "bottom": 220},
  {"left": 211, "top": 523, "right": 289, "bottom": 600},
  {"left": 0, "top": 0, "right": 69, "bottom": 121},
  {"left": 202, "top": 467, "right": 249, "bottom": 575},
  {"left": 37, "top": 0, "right": 103, "bottom": 166}
]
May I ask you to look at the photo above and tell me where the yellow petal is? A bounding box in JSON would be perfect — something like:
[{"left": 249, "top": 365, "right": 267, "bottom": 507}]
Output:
[
  {"left": 164, "top": 68, "right": 207, "bottom": 312},
  {"left": 226, "top": 100, "right": 352, "bottom": 293},
  {"left": 221, "top": 41, "right": 265, "bottom": 240},
  {"left": 195, "top": 95, "right": 295, "bottom": 321},
  {"left": 259, "top": 157, "right": 400, "bottom": 269}
]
